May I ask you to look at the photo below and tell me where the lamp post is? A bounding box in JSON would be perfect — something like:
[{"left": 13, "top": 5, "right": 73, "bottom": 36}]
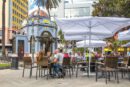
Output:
[
  {"left": 31, "top": 18, "right": 35, "bottom": 62},
  {"left": 37, "top": 7, "right": 40, "bottom": 52},
  {"left": 2, "top": 0, "right": 6, "bottom": 59}
]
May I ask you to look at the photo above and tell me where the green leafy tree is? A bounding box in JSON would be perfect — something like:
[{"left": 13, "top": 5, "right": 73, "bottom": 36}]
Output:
[
  {"left": 122, "top": 0, "right": 130, "bottom": 17},
  {"left": 73, "top": 48, "right": 86, "bottom": 54},
  {"left": 93, "top": 0, "right": 130, "bottom": 53},
  {"left": 92, "top": 0, "right": 130, "bottom": 17},
  {"left": 105, "top": 37, "right": 129, "bottom": 52},
  {"left": 58, "top": 29, "right": 65, "bottom": 44}
]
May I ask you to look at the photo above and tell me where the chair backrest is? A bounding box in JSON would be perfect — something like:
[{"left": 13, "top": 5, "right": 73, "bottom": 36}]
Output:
[
  {"left": 64, "top": 53, "right": 70, "bottom": 58},
  {"left": 127, "top": 57, "right": 130, "bottom": 66},
  {"left": 105, "top": 56, "right": 118, "bottom": 68},
  {"left": 71, "top": 57, "right": 76, "bottom": 64},
  {"left": 62, "top": 57, "right": 71, "bottom": 66},
  {"left": 123, "top": 57, "right": 129, "bottom": 65},
  {"left": 91, "top": 57, "right": 96, "bottom": 63},
  {"left": 23, "top": 57, "right": 32, "bottom": 65},
  {"left": 38, "top": 56, "right": 49, "bottom": 67}
]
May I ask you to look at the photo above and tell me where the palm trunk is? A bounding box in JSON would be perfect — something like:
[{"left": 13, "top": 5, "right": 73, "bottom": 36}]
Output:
[
  {"left": 38, "top": 5, "right": 40, "bottom": 16},
  {"left": 2, "top": 0, "right": 6, "bottom": 59},
  {"left": 47, "top": 9, "right": 51, "bottom": 19}
]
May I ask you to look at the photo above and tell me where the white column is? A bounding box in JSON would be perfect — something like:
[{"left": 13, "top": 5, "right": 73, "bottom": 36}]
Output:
[{"left": 57, "top": 0, "right": 65, "bottom": 18}]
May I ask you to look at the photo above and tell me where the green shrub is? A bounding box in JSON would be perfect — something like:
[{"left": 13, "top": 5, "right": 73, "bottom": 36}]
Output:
[{"left": 0, "top": 63, "right": 11, "bottom": 68}]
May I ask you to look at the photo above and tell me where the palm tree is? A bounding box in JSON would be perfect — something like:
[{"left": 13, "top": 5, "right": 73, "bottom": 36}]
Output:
[
  {"left": 34, "top": 0, "right": 61, "bottom": 53},
  {"left": 2, "top": 0, "right": 6, "bottom": 59},
  {"left": 35, "top": 0, "right": 61, "bottom": 18}
]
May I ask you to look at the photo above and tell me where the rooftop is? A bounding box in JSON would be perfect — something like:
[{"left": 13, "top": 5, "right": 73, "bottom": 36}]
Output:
[{"left": 29, "top": 9, "right": 49, "bottom": 18}]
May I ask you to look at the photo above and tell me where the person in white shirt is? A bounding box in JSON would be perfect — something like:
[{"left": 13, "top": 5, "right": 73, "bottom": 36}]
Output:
[
  {"left": 53, "top": 49, "right": 64, "bottom": 77},
  {"left": 75, "top": 52, "right": 82, "bottom": 62}
]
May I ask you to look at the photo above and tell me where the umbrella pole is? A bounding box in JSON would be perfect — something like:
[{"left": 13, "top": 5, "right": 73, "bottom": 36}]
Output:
[
  {"left": 88, "top": 39, "right": 91, "bottom": 76},
  {"left": 102, "top": 47, "right": 104, "bottom": 57},
  {"left": 84, "top": 35, "right": 87, "bottom": 72},
  {"left": 84, "top": 36, "right": 86, "bottom": 57},
  {"left": 88, "top": 21, "right": 92, "bottom": 76}
]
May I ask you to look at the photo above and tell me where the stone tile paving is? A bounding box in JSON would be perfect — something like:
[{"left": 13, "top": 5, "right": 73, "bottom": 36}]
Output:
[{"left": 0, "top": 68, "right": 130, "bottom": 87}]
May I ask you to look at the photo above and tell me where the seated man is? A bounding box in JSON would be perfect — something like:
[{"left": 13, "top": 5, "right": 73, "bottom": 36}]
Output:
[{"left": 53, "top": 49, "right": 64, "bottom": 77}]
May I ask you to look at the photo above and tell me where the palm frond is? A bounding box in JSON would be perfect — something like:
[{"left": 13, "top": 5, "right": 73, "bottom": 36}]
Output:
[{"left": 35, "top": 0, "right": 61, "bottom": 9}]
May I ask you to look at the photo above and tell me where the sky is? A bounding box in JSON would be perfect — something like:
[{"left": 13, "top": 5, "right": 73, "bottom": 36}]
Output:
[
  {"left": 28, "top": 0, "right": 95, "bottom": 14},
  {"left": 29, "top": 0, "right": 37, "bottom": 14},
  {"left": 28, "top": 0, "right": 84, "bottom": 10},
  {"left": 29, "top": 0, "right": 48, "bottom": 14}
]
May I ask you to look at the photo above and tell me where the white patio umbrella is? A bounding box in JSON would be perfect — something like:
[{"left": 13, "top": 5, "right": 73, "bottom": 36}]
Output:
[
  {"left": 118, "top": 35, "right": 130, "bottom": 41},
  {"left": 127, "top": 31, "right": 130, "bottom": 34},
  {"left": 64, "top": 34, "right": 111, "bottom": 40},
  {"left": 56, "top": 16, "right": 130, "bottom": 75},
  {"left": 77, "top": 44, "right": 106, "bottom": 48},
  {"left": 118, "top": 29, "right": 130, "bottom": 41},
  {"left": 122, "top": 42, "right": 130, "bottom": 47},
  {"left": 118, "top": 30, "right": 130, "bottom": 35},
  {"left": 76, "top": 40, "right": 107, "bottom": 48},
  {"left": 56, "top": 17, "right": 130, "bottom": 36}
]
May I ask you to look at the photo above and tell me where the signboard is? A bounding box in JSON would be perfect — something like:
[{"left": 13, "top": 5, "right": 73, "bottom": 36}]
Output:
[{"left": 43, "top": 19, "right": 50, "bottom": 24}]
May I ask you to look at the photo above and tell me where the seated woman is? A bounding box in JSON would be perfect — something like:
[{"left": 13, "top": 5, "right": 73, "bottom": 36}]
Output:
[{"left": 37, "top": 51, "right": 44, "bottom": 64}]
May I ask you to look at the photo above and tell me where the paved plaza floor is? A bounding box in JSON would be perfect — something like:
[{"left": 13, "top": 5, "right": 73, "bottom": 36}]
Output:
[{"left": 0, "top": 68, "right": 130, "bottom": 87}]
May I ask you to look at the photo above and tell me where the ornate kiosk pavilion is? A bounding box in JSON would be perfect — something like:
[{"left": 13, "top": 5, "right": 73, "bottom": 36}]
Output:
[{"left": 13, "top": 10, "right": 57, "bottom": 55}]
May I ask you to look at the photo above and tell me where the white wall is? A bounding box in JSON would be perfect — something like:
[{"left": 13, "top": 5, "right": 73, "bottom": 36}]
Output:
[{"left": 50, "top": 0, "right": 98, "bottom": 18}]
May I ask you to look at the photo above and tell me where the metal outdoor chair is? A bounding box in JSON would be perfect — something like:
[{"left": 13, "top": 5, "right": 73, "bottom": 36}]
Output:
[
  {"left": 118, "top": 56, "right": 130, "bottom": 80},
  {"left": 76, "top": 60, "right": 89, "bottom": 78},
  {"left": 62, "top": 57, "right": 73, "bottom": 78},
  {"left": 36, "top": 56, "right": 49, "bottom": 79},
  {"left": 96, "top": 56, "right": 119, "bottom": 84},
  {"left": 22, "top": 56, "right": 37, "bottom": 78}
]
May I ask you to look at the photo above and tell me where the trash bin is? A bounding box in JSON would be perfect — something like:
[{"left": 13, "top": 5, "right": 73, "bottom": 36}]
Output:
[
  {"left": 11, "top": 57, "right": 19, "bottom": 69},
  {"left": 10, "top": 54, "right": 19, "bottom": 69}
]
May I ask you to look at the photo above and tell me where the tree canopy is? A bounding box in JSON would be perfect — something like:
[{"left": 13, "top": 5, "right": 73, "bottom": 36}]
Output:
[
  {"left": 92, "top": 0, "right": 130, "bottom": 17},
  {"left": 92, "top": 0, "right": 130, "bottom": 52}
]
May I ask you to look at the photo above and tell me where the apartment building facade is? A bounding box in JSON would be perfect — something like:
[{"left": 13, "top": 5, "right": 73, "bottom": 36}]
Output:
[{"left": 0, "top": 0, "right": 28, "bottom": 52}]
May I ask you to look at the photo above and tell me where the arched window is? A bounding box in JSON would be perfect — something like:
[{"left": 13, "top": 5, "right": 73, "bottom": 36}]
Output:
[{"left": 40, "top": 31, "right": 53, "bottom": 54}]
